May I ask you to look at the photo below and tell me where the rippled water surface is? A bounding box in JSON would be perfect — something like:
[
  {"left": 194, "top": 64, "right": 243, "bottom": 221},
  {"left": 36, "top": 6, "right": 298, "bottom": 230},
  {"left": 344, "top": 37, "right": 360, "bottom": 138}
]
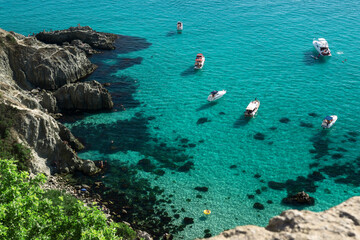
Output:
[{"left": 2, "top": 0, "right": 360, "bottom": 238}]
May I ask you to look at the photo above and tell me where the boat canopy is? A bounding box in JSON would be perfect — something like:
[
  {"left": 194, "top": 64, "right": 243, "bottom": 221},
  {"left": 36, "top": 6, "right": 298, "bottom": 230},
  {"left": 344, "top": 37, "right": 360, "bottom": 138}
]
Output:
[
  {"left": 211, "top": 91, "right": 218, "bottom": 94},
  {"left": 324, "top": 116, "right": 333, "bottom": 121},
  {"left": 246, "top": 102, "right": 258, "bottom": 111}
]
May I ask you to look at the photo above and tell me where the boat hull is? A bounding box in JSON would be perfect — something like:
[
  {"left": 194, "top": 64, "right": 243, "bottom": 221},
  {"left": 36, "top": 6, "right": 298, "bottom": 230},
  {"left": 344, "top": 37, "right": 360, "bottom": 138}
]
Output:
[
  {"left": 321, "top": 115, "right": 337, "bottom": 128},
  {"left": 207, "top": 90, "right": 226, "bottom": 102},
  {"left": 194, "top": 58, "right": 205, "bottom": 69},
  {"left": 244, "top": 100, "right": 260, "bottom": 117},
  {"left": 313, "top": 40, "right": 332, "bottom": 56}
]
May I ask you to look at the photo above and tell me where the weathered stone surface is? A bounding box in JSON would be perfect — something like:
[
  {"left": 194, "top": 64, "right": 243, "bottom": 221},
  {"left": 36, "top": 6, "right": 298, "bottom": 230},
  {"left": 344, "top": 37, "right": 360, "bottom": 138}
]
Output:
[
  {"left": 137, "top": 230, "right": 153, "bottom": 240},
  {"left": 282, "top": 191, "right": 315, "bottom": 206},
  {"left": 0, "top": 28, "right": 100, "bottom": 176},
  {"left": 58, "top": 123, "right": 84, "bottom": 151},
  {"left": 199, "top": 196, "right": 360, "bottom": 240},
  {"left": 39, "top": 90, "right": 58, "bottom": 113},
  {"left": 1, "top": 28, "right": 96, "bottom": 90},
  {"left": 54, "top": 80, "right": 113, "bottom": 111},
  {"left": 71, "top": 39, "right": 99, "bottom": 56},
  {"left": 35, "top": 26, "right": 118, "bottom": 50}
]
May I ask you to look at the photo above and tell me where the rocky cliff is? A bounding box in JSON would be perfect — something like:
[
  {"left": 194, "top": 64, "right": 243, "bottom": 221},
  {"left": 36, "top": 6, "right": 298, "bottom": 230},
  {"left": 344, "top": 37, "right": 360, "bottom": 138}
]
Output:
[
  {"left": 35, "top": 26, "right": 118, "bottom": 50},
  {"left": 202, "top": 196, "right": 360, "bottom": 240},
  {"left": 1, "top": 29, "right": 96, "bottom": 90},
  {"left": 54, "top": 80, "right": 113, "bottom": 110},
  {"left": 0, "top": 27, "right": 115, "bottom": 176}
]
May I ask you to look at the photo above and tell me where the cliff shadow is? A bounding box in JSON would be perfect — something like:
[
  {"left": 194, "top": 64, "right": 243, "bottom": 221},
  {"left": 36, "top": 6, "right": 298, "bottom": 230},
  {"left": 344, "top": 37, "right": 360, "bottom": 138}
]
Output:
[{"left": 115, "top": 35, "right": 152, "bottom": 54}]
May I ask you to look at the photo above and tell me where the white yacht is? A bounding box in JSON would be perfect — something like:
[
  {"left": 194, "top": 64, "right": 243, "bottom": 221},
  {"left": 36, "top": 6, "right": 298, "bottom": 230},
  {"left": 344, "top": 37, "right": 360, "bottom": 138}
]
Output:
[
  {"left": 244, "top": 99, "right": 260, "bottom": 117},
  {"left": 313, "top": 38, "right": 331, "bottom": 56},
  {"left": 177, "top": 21, "right": 183, "bottom": 32},
  {"left": 321, "top": 115, "right": 337, "bottom": 128},
  {"left": 207, "top": 90, "right": 226, "bottom": 102},
  {"left": 194, "top": 53, "right": 205, "bottom": 69}
]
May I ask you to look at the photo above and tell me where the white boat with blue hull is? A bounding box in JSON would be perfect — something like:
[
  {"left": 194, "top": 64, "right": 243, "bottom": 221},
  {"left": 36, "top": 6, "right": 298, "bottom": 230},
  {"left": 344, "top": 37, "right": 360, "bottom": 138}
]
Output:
[
  {"left": 321, "top": 115, "right": 337, "bottom": 128},
  {"left": 207, "top": 90, "right": 226, "bottom": 102}
]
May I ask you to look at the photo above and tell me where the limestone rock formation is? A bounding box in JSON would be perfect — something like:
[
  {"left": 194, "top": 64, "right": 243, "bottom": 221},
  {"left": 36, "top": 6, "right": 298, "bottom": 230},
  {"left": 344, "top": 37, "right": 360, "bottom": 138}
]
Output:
[
  {"left": 0, "top": 27, "right": 103, "bottom": 176},
  {"left": 0, "top": 29, "right": 96, "bottom": 90},
  {"left": 0, "top": 95, "right": 98, "bottom": 175},
  {"left": 35, "top": 26, "right": 118, "bottom": 50},
  {"left": 200, "top": 196, "right": 360, "bottom": 240},
  {"left": 54, "top": 80, "right": 113, "bottom": 111}
]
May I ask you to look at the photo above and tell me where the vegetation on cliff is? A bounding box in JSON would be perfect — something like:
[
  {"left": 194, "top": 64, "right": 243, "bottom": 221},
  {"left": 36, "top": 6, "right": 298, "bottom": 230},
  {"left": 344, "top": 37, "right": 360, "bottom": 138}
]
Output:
[
  {"left": 0, "top": 104, "right": 31, "bottom": 171},
  {"left": 0, "top": 159, "right": 137, "bottom": 240}
]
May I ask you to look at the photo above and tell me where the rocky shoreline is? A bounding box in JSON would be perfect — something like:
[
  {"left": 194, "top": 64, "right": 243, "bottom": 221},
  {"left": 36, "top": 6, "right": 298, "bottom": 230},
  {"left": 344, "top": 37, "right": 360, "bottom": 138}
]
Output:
[
  {"left": 2, "top": 26, "right": 360, "bottom": 240},
  {"left": 0, "top": 26, "right": 156, "bottom": 239},
  {"left": 200, "top": 196, "right": 360, "bottom": 240}
]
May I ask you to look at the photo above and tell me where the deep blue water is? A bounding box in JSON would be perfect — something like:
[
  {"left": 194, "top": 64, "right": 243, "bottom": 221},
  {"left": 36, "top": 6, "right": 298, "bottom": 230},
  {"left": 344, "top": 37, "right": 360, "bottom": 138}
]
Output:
[{"left": 1, "top": 0, "right": 360, "bottom": 239}]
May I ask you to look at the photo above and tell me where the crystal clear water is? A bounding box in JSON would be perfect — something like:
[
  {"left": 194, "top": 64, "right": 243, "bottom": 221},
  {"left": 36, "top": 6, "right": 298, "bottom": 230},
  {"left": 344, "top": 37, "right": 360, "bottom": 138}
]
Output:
[{"left": 2, "top": 0, "right": 360, "bottom": 238}]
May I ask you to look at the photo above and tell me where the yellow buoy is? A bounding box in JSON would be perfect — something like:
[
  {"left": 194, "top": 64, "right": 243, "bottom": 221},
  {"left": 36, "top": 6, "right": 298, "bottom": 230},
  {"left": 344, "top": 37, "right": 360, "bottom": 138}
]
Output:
[{"left": 203, "top": 209, "right": 211, "bottom": 215}]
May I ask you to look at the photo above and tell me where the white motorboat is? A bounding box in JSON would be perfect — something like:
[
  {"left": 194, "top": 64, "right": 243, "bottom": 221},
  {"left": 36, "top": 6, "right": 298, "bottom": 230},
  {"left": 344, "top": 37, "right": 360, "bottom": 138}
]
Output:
[
  {"left": 207, "top": 90, "right": 226, "bottom": 102},
  {"left": 177, "top": 21, "right": 183, "bottom": 32},
  {"left": 244, "top": 99, "right": 260, "bottom": 117},
  {"left": 194, "top": 53, "right": 205, "bottom": 69},
  {"left": 321, "top": 115, "right": 337, "bottom": 128},
  {"left": 313, "top": 38, "right": 331, "bottom": 56}
]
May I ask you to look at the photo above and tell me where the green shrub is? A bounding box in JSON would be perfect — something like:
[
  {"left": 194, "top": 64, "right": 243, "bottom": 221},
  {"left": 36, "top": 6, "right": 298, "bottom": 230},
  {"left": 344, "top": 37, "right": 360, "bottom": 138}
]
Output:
[
  {"left": 5, "top": 34, "right": 16, "bottom": 44},
  {"left": 0, "top": 159, "right": 137, "bottom": 239},
  {"left": 0, "top": 104, "right": 31, "bottom": 171}
]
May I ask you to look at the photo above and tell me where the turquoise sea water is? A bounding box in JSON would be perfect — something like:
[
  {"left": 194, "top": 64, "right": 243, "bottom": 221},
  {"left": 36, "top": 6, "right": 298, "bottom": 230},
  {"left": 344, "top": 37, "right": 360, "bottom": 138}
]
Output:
[{"left": 2, "top": 0, "right": 360, "bottom": 238}]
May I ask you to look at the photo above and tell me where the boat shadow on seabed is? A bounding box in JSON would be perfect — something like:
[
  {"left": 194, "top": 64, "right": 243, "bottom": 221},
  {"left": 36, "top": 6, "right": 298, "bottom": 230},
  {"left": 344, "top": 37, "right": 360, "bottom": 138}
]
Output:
[
  {"left": 303, "top": 50, "right": 329, "bottom": 66},
  {"left": 233, "top": 115, "right": 251, "bottom": 128},
  {"left": 181, "top": 65, "right": 198, "bottom": 77},
  {"left": 196, "top": 101, "right": 217, "bottom": 111}
]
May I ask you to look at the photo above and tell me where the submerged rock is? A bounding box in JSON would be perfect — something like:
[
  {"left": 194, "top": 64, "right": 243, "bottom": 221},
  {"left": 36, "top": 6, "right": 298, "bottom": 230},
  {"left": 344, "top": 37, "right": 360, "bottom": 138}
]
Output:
[
  {"left": 253, "top": 202, "right": 265, "bottom": 210},
  {"left": 197, "top": 117, "right": 210, "bottom": 125},
  {"left": 254, "top": 132, "right": 265, "bottom": 140},
  {"left": 282, "top": 191, "right": 315, "bottom": 206},
  {"left": 279, "top": 117, "right": 290, "bottom": 123},
  {"left": 194, "top": 187, "right": 208, "bottom": 192},
  {"left": 183, "top": 217, "right": 194, "bottom": 225}
]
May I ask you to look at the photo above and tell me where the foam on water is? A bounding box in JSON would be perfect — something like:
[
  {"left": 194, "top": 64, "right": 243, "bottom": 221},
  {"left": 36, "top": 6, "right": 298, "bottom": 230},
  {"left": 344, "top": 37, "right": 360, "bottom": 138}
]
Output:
[{"left": 2, "top": 0, "right": 360, "bottom": 238}]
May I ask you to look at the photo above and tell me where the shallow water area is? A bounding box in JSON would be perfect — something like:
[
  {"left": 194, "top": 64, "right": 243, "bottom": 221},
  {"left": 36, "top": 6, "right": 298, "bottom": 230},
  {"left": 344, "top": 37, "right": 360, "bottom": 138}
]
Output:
[{"left": 2, "top": 0, "right": 360, "bottom": 239}]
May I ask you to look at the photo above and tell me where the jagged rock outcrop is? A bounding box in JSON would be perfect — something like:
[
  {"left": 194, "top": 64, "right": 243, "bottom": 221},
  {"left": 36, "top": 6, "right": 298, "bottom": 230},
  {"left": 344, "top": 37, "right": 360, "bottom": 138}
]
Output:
[
  {"left": 0, "top": 28, "right": 96, "bottom": 90},
  {"left": 201, "top": 196, "right": 360, "bottom": 240},
  {"left": 54, "top": 80, "right": 113, "bottom": 111},
  {"left": 0, "top": 27, "right": 105, "bottom": 176},
  {"left": 0, "top": 91, "right": 98, "bottom": 175},
  {"left": 35, "top": 26, "right": 118, "bottom": 50}
]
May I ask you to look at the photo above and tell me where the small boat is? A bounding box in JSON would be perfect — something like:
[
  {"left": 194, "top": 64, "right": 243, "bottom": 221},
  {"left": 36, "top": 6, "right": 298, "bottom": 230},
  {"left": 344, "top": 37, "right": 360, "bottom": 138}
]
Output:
[
  {"left": 244, "top": 99, "right": 260, "bottom": 117},
  {"left": 313, "top": 38, "right": 332, "bottom": 56},
  {"left": 177, "top": 21, "right": 183, "bottom": 32},
  {"left": 194, "top": 53, "right": 205, "bottom": 69},
  {"left": 321, "top": 115, "right": 337, "bottom": 128},
  {"left": 207, "top": 90, "right": 226, "bottom": 102}
]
